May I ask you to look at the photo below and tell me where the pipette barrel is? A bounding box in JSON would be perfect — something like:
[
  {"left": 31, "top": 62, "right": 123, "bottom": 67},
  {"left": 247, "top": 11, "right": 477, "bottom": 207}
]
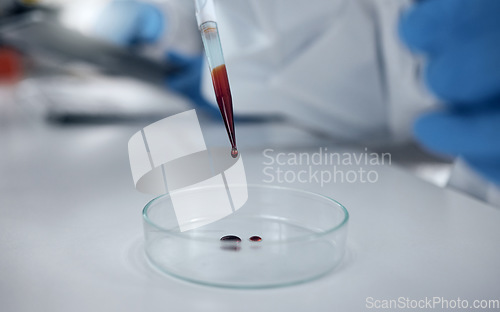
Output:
[{"left": 199, "top": 21, "right": 237, "bottom": 152}]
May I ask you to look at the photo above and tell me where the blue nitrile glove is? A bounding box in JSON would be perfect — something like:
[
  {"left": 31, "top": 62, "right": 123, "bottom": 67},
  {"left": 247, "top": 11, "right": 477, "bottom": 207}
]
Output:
[
  {"left": 94, "top": 0, "right": 164, "bottom": 47},
  {"left": 165, "top": 51, "right": 220, "bottom": 117},
  {"left": 95, "top": 1, "right": 217, "bottom": 115},
  {"left": 399, "top": 0, "right": 500, "bottom": 185}
]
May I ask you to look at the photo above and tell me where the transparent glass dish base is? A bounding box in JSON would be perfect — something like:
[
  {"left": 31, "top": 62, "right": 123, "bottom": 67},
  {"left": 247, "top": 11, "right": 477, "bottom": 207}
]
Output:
[{"left": 143, "top": 185, "right": 349, "bottom": 288}]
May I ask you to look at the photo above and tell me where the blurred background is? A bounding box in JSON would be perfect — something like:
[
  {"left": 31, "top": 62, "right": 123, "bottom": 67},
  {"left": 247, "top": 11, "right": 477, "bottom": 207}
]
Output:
[
  {"left": 0, "top": 0, "right": 452, "bottom": 189},
  {"left": 0, "top": 0, "right": 195, "bottom": 123}
]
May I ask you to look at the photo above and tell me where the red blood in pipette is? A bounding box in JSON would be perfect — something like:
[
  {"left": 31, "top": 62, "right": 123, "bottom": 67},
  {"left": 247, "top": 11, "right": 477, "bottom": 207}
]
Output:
[{"left": 211, "top": 65, "right": 238, "bottom": 157}]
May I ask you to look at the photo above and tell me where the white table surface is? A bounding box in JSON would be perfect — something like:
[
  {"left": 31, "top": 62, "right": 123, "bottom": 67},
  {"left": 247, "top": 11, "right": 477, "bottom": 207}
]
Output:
[{"left": 1, "top": 111, "right": 500, "bottom": 312}]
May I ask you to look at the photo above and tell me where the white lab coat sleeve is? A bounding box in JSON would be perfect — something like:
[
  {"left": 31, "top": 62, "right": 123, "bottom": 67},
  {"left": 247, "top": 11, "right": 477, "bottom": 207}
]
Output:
[
  {"left": 197, "top": 0, "right": 499, "bottom": 205},
  {"left": 199, "top": 0, "right": 435, "bottom": 143}
]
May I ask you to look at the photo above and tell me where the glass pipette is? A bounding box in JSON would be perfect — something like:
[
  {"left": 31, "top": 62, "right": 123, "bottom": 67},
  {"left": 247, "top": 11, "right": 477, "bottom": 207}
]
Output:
[{"left": 194, "top": 0, "right": 238, "bottom": 158}]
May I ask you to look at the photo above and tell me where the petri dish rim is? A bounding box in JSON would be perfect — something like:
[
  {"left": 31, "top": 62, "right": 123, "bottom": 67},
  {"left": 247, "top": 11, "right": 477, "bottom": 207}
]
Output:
[{"left": 142, "top": 184, "right": 349, "bottom": 244}]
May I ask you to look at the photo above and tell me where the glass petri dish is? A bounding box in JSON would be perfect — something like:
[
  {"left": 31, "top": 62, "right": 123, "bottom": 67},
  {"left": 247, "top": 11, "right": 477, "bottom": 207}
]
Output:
[{"left": 143, "top": 184, "right": 349, "bottom": 288}]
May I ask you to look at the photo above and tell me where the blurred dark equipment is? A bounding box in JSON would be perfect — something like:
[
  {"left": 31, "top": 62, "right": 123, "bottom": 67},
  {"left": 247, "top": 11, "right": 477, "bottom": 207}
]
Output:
[{"left": 0, "top": 3, "right": 178, "bottom": 87}]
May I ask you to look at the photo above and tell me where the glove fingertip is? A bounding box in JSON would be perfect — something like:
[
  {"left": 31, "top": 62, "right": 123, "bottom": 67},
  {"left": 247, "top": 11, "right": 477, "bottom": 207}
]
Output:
[
  {"left": 399, "top": 10, "right": 420, "bottom": 50},
  {"left": 465, "top": 159, "right": 500, "bottom": 186},
  {"left": 413, "top": 112, "right": 454, "bottom": 155},
  {"left": 414, "top": 113, "right": 439, "bottom": 143},
  {"left": 399, "top": 5, "right": 436, "bottom": 54}
]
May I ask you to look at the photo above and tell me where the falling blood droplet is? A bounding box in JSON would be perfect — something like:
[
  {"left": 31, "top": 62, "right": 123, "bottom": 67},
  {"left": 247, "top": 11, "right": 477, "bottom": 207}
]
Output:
[
  {"left": 231, "top": 147, "right": 239, "bottom": 158},
  {"left": 249, "top": 236, "right": 262, "bottom": 242},
  {"left": 220, "top": 235, "right": 241, "bottom": 251}
]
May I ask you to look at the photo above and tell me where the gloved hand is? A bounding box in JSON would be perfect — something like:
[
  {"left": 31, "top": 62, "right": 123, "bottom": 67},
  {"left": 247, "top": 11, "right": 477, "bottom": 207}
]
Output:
[
  {"left": 166, "top": 51, "right": 220, "bottom": 117},
  {"left": 95, "top": 0, "right": 216, "bottom": 114},
  {"left": 399, "top": 0, "right": 500, "bottom": 185}
]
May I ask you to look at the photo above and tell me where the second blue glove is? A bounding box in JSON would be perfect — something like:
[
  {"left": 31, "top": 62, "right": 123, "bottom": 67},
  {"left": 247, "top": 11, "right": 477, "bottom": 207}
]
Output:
[{"left": 400, "top": 0, "right": 500, "bottom": 185}]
